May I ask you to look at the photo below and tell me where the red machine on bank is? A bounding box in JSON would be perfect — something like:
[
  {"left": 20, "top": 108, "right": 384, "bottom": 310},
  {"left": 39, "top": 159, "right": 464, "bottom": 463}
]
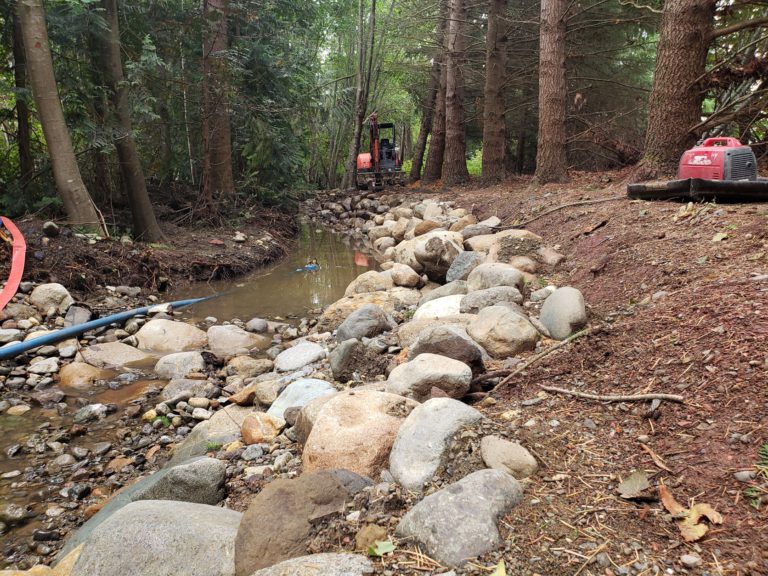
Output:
[{"left": 356, "top": 113, "right": 405, "bottom": 191}]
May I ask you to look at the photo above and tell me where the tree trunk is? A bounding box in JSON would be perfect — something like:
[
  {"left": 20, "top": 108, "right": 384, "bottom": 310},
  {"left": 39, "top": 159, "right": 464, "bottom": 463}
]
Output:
[
  {"left": 341, "top": 0, "right": 376, "bottom": 191},
  {"left": 638, "top": 0, "right": 716, "bottom": 178},
  {"left": 12, "top": 9, "right": 33, "bottom": 189},
  {"left": 481, "top": 0, "right": 508, "bottom": 183},
  {"left": 18, "top": 0, "right": 102, "bottom": 232},
  {"left": 535, "top": 0, "right": 569, "bottom": 184},
  {"left": 97, "top": 0, "right": 164, "bottom": 242},
  {"left": 422, "top": 0, "right": 450, "bottom": 184},
  {"left": 409, "top": 57, "right": 440, "bottom": 182},
  {"left": 441, "top": 0, "right": 470, "bottom": 186},
  {"left": 201, "top": 0, "right": 235, "bottom": 209}
]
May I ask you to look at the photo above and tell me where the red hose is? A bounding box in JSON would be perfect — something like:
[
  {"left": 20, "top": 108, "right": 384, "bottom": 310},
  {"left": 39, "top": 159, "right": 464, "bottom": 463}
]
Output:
[{"left": 0, "top": 217, "right": 26, "bottom": 312}]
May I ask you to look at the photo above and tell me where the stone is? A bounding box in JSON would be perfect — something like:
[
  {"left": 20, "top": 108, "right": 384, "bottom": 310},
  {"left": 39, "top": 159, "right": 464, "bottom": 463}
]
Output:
[
  {"left": 303, "top": 390, "right": 418, "bottom": 478},
  {"left": 539, "top": 287, "right": 588, "bottom": 340},
  {"left": 466, "top": 263, "right": 524, "bottom": 292},
  {"left": 464, "top": 228, "right": 541, "bottom": 253},
  {"left": 246, "top": 318, "right": 269, "bottom": 333},
  {"left": 154, "top": 351, "right": 206, "bottom": 379},
  {"left": 487, "top": 233, "right": 543, "bottom": 264},
  {"left": 228, "top": 382, "right": 260, "bottom": 406},
  {"left": 315, "top": 288, "right": 420, "bottom": 332},
  {"left": 412, "top": 231, "right": 465, "bottom": 281},
  {"left": 161, "top": 379, "right": 209, "bottom": 403},
  {"left": 460, "top": 224, "right": 494, "bottom": 240},
  {"left": 445, "top": 252, "right": 486, "bottom": 283},
  {"left": 234, "top": 470, "right": 372, "bottom": 575},
  {"left": 336, "top": 304, "right": 395, "bottom": 342},
  {"left": 241, "top": 413, "right": 285, "bottom": 444},
  {"left": 480, "top": 436, "right": 538, "bottom": 479},
  {"left": 530, "top": 285, "right": 556, "bottom": 302},
  {"left": 266, "top": 378, "right": 336, "bottom": 419},
  {"left": 330, "top": 339, "right": 368, "bottom": 383},
  {"left": 79, "top": 342, "right": 152, "bottom": 369},
  {"left": 373, "top": 236, "right": 396, "bottom": 251},
  {"left": 355, "top": 524, "right": 388, "bottom": 552},
  {"left": 69, "top": 500, "right": 241, "bottom": 576},
  {"left": 389, "top": 398, "right": 484, "bottom": 491},
  {"left": 0, "top": 328, "right": 22, "bottom": 344},
  {"left": 58, "top": 363, "right": 111, "bottom": 391},
  {"left": 413, "top": 219, "right": 444, "bottom": 236},
  {"left": 30, "top": 283, "right": 73, "bottom": 314},
  {"left": 73, "top": 404, "right": 107, "bottom": 424},
  {"left": 468, "top": 306, "right": 539, "bottom": 358},
  {"left": 253, "top": 380, "right": 283, "bottom": 406},
  {"left": 459, "top": 286, "right": 523, "bottom": 314},
  {"left": 344, "top": 271, "right": 394, "bottom": 297},
  {"left": 396, "top": 315, "right": 476, "bottom": 349},
  {"left": 58, "top": 457, "right": 227, "bottom": 559},
  {"left": 226, "top": 356, "right": 273, "bottom": 378},
  {"left": 413, "top": 295, "right": 464, "bottom": 321},
  {"left": 42, "top": 220, "right": 60, "bottom": 237},
  {"left": 170, "top": 405, "right": 261, "bottom": 464},
  {"left": 395, "top": 470, "right": 523, "bottom": 567},
  {"left": 28, "top": 357, "right": 59, "bottom": 374},
  {"left": 536, "top": 246, "right": 565, "bottom": 266},
  {"left": 449, "top": 214, "right": 478, "bottom": 233},
  {"left": 294, "top": 394, "right": 337, "bottom": 444},
  {"left": 248, "top": 554, "right": 375, "bottom": 576},
  {"left": 390, "top": 263, "right": 421, "bottom": 287},
  {"left": 385, "top": 354, "right": 472, "bottom": 402},
  {"left": 192, "top": 407, "right": 212, "bottom": 420},
  {"left": 274, "top": 342, "right": 326, "bottom": 372},
  {"left": 207, "top": 325, "right": 270, "bottom": 355},
  {"left": 135, "top": 319, "right": 208, "bottom": 352},
  {"left": 419, "top": 281, "right": 469, "bottom": 306},
  {"left": 680, "top": 554, "right": 702, "bottom": 568},
  {"left": 409, "top": 325, "right": 485, "bottom": 369},
  {"left": 64, "top": 306, "right": 92, "bottom": 327}
]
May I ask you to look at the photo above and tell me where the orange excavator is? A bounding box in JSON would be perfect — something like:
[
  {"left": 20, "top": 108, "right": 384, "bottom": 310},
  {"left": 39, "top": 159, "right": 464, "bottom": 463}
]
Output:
[{"left": 356, "top": 113, "right": 404, "bottom": 191}]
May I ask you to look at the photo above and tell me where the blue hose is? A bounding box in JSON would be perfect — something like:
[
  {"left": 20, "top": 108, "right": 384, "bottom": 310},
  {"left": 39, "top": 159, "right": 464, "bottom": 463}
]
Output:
[{"left": 0, "top": 296, "right": 212, "bottom": 361}]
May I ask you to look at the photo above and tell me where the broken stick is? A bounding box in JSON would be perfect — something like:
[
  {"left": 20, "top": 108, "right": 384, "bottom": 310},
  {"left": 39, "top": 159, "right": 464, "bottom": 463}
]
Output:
[{"left": 538, "top": 385, "right": 684, "bottom": 403}]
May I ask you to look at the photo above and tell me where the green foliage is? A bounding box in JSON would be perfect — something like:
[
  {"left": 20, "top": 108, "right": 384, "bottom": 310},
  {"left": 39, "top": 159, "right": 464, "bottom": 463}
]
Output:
[
  {"left": 367, "top": 540, "right": 395, "bottom": 557},
  {"left": 153, "top": 415, "right": 172, "bottom": 428},
  {"left": 466, "top": 148, "right": 483, "bottom": 177},
  {"left": 205, "top": 442, "right": 223, "bottom": 452}
]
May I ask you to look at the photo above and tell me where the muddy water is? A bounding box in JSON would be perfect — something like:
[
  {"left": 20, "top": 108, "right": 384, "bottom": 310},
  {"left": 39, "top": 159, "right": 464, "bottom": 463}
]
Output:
[{"left": 171, "top": 223, "right": 375, "bottom": 322}]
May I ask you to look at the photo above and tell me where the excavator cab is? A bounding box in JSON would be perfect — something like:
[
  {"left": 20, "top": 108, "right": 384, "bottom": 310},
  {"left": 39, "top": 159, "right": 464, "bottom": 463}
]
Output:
[{"left": 356, "top": 114, "right": 404, "bottom": 191}]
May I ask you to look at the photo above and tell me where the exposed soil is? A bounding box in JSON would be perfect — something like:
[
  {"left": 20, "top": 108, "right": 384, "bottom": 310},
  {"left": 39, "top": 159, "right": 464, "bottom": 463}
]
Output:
[{"left": 0, "top": 205, "right": 296, "bottom": 299}]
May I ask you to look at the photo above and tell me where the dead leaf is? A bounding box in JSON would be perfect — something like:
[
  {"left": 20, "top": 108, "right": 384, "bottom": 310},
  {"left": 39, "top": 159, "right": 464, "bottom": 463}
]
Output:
[
  {"left": 712, "top": 232, "right": 728, "bottom": 242},
  {"left": 209, "top": 239, "right": 225, "bottom": 245},
  {"left": 659, "top": 483, "right": 723, "bottom": 542},
  {"left": 618, "top": 470, "right": 651, "bottom": 499},
  {"left": 490, "top": 560, "right": 507, "bottom": 576}
]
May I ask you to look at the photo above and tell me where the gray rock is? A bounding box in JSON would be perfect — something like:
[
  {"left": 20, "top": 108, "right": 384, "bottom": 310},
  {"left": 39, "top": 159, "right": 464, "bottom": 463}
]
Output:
[
  {"left": 0, "top": 328, "right": 22, "bottom": 344},
  {"left": 170, "top": 405, "right": 260, "bottom": 464},
  {"left": 161, "top": 379, "right": 209, "bottom": 403},
  {"left": 241, "top": 444, "right": 264, "bottom": 461},
  {"left": 409, "top": 325, "right": 485, "bottom": 370},
  {"left": 135, "top": 319, "right": 208, "bottom": 352},
  {"left": 539, "top": 286, "right": 587, "bottom": 340},
  {"left": 69, "top": 500, "right": 241, "bottom": 576},
  {"left": 155, "top": 351, "right": 206, "bottom": 379},
  {"left": 734, "top": 470, "right": 756, "bottom": 482},
  {"left": 336, "top": 304, "right": 396, "bottom": 342},
  {"left": 459, "top": 224, "right": 494, "bottom": 240},
  {"left": 266, "top": 378, "right": 336, "bottom": 419},
  {"left": 390, "top": 398, "right": 484, "bottom": 491},
  {"left": 419, "top": 281, "right": 469, "bottom": 306},
  {"left": 249, "top": 554, "right": 375, "bottom": 576},
  {"left": 460, "top": 286, "right": 523, "bottom": 314},
  {"left": 680, "top": 554, "right": 702, "bottom": 568},
  {"left": 385, "top": 354, "right": 472, "bottom": 402},
  {"left": 64, "top": 306, "right": 92, "bottom": 327},
  {"left": 79, "top": 342, "right": 152, "bottom": 369},
  {"left": 466, "top": 263, "right": 525, "bottom": 292},
  {"left": 395, "top": 469, "right": 523, "bottom": 567},
  {"left": 529, "top": 285, "right": 556, "bottom": 302},
  {"left": 28, "top": 357, "right": 59, "bottom": 374},
  {"left": 30, "top": 283, "right": 74, "bottom": 314},
  {"left": 480, "top": 436, "right": 538, "bottom": 479},
  {"left": 330, "top": 339, "right": 364, "bottom": 383},
  {"left": 207, "top": 325, "right": 268, "bottom": 355},
  {"left": 412, "top": 231, "right": 465, "bottom": 282},
  {"left": 446, "top": 252, "right": 486, "bottom": 283},
  {"left": 274, "top": 342, "right": 326, "bottom": 372},
  {"left": 246, "top": 318, "right": 269, "bottom": 333},
  {"left": 42, "top": 221, "right": 60, "bottom": 237},
  {"left": 59, "top": 457, "right": 226, "bottom": 559},
  {"left": 467, "top": 306, "right": 539, "bottom": 358},
  {"left": 73, "top": 403, "right": 108, "bottom": 424}
]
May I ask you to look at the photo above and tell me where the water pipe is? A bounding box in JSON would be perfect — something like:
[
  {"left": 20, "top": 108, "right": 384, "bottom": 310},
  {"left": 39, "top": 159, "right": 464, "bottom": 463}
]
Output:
[{"left": 0, "top": 296, "right": 212, "bottom": 361}]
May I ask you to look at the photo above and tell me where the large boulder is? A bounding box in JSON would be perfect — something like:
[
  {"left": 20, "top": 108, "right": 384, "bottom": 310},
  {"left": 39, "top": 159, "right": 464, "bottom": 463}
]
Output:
[
  {"left": 226, "top": 356, "right": 273, "bottom": 378},
  {"left": 418, "top": 281, "right": 468, "bottom": 306},
  {"left": 445, "top": 252, "right": 486, "bottom": 283},
  {"left": 329, "top": 339, "right": 386, "bottom": 383},
  {"left": 390, "top": 263, "right": 421, "bottom": 287},
  {"left": 302, "top": 390, "right": 418, "bottom": 478},
  {"left": 266, "top": 378, "right": 336, "bottom": 419},
  {"left": 344, "top": 271, "right": 393, "bottom": 297},
  {"left": 154, "top": 351, "right": 206, "bottom": 379},
  {"left": 336, "top": 304, "right": 395, "bottom": 342},
  {"left": 207, "top": 325, "right": 270, "bottom": 356},
  {"left": 30, "top": 283, "right": 73, "bottom": 314},
  {"left": 294, "top": 394, "right": 337, "bottom": 444},
  {"left": 385, "top": 354, "right": 472, "bottom": 402},
  {"left": 170, "top": 405, "right": 260, "bottom": 464},
  {"left": 58, "top": 457, "right": 226, "bottom": 559},
  {"left": 79, "top": 342, "right": 153, "bottom": 370},
  {"left": 69, "top": 500, "right": 241, "bottom": 576},
  {"left": 315, "top": 288, "right": 420, "bottom": 333},
  {"left": 161, "top": 378, "right": 210, "bottom": 403},
  {"left": 389, "top": 398, "right": 484, "bottom": 491},
  {"left": 487, "top": 230, "right": 544, "bottom": 263},
  {"left": 466, "top": 263, "right": 525, "bottom": 292},
  {"left": 412, "top": 294, "right": 464, "bottom": 321},
  {"left": 412, "top": 231, "right": 465, "bottom": 282},
  {"left": 392, "top": 239, "right": 423, "bottom": 272},
  {"left": 234, "top": 470, "right": 372, "bottom": 575},
  {"left": 395, "top": 470, "right": 523, "bottom": 567},
  {"left": 408, "top": 325, "right": 485, "bottom": 370},
  {"left": 396, "top": 315, "right": 476, "bottom": 349},
  {"left": 274, "top": 342, "right": 326, "bottom": 372},
  {"left": 464, "top": 228, "right": 541, "bottom": 253},
  {"left": 467, "top": 306, "right": 539, "bottom": 358},
  {"left": 539, "top": 286, "right": 587, "bottom": 340},
  {"left": 135, "top": 319, "right": 207, "bottom": 352},
  {"left": 459, "top": 286, "right": 523, "bottom": 314},
  {"left": 248, "top": 554, "right": 374, "bottom": 576},
  {"left": 58, "top": 362, "right": 111, "bottom": 391}
]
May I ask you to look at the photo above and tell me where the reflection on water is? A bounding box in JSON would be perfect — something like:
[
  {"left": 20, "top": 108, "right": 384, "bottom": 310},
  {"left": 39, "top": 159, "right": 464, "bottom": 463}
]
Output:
[{"left": 172, "top": 224, "right": 375, "bottom": 321}]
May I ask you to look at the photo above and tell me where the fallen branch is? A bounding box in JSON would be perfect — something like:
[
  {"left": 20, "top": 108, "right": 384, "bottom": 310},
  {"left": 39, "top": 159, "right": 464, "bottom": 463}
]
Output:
[
  {"left": 538, "top": 385, "right": 684, "bottom": 403},
  {"left": 510, "top": 195, "right": 625, "bottom": 229},
  {"left": 489, "top": 327, "right": 597, "bottom": 393}
]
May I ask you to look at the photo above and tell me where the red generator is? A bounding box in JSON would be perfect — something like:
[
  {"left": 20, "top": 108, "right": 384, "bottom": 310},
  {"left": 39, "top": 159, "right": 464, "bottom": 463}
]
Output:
[{"left": 678, "top": 137, "right": 757, "bottom": 181}]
